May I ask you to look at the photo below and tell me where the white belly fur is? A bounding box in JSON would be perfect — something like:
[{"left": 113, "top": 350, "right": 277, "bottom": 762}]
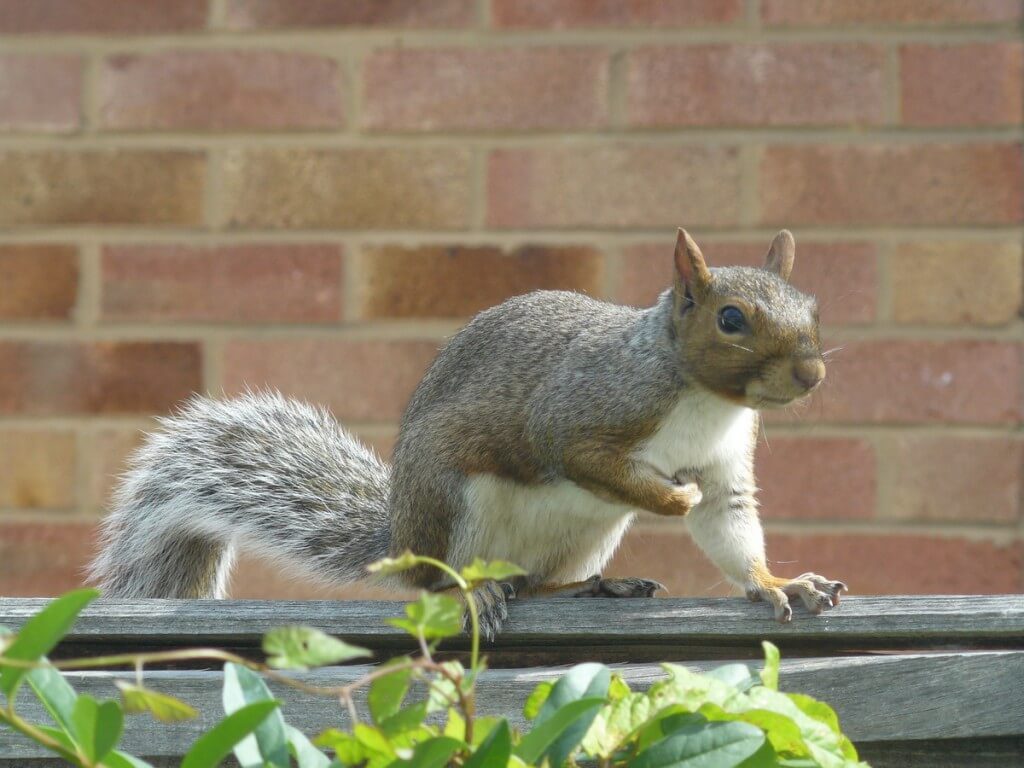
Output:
[
  {"left": 635, "top": 390, "right": 755, "bottom": 480},
  {"left": 457, "top": 475, "right": 635, "bottom": 585},
  {"left": 454, "top": 390, "right": 755, "bottom": 586}
]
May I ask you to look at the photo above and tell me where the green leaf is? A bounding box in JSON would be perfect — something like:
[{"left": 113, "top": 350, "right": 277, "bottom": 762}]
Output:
[
  {"left": 443, "top": 708, "right": 466, "bottom": 740},
  {"left": 537, "top": 663, "right": 611, "bottom": 723},
  {"left": 786, "top": 694, "right": 858, "bottom": 761},
  {"left": 581, "top": 692, "right": 655, "bottom": 758},
  {"left": 427, "top": 672, "right": 459, "bottom": 714},
  {"left": 181, "top": 700, "right": 281, "bottom": 768},
  {"left": 0, "top": 588, "right": 99, "bottom": 698},
  {"left": 609, "top": 673, "right": 633, "bottom": 701},
  {"left": 395, "top": 736, "right": 462, "bottom": 768},
  {"left": 315, "top": 728, "right": 366, "bottom": 765},
  {"left": 743, "top": 687, "right": 848, "bottom": 768},
  {"left": 464, "top": 720, "right": 511, "bottom": 768},
  {"left": 381, "top": 701, "right": 429, "bottom": 737},
  {"left": 459, "top": 559, "right": 527, "bottom": 586},
  {"left": 104, "top": 752, "right": 157, "bottom": 768},
  {"left": 632, "top": 720, "right": 765, "bottom": 768},
  {"left": 534, "top": 663, "right": 611, "bottom": 766},
  {"left": 116, "top": 681, "right": 198, "bottom": 722},
  {"left": 353, "top": 722, "right": 396, "bottom": 760},
  {"left": 25, "top": 660, "right": 79, "bottom": 738},
  {"left": 387, "top": 592, "right": 462, "bottom": 641},
  {"left": 469, "top": 716, "right": 503, "bottom": 748},
  {"left": 368, "top": 663, "right": 412, "bottom": 724},
  {"left": 36, "top": 724, "right": 78, "bottom": 752},
  {"left": 286, "top": 723, "right": 331, "bottom": 768},
  {"left": 367, "top": 550, "right": 420, "bottom": 576},
  {"left": 523, "top": 681, "right": 553, "bottom": 720},
  {"left": 786, "top": 694, "right": 838, "bottom": 735},
  {"left": 71, "top": 694, "right": 124, "bottom": 764},
  {"left": 701, "top": 703, "right": 807, "bottom": 759},
  {"left": 708, "top": 663, "right": 757, "bottom": 692},
  {"left": 223, "top": 662, "right": 290, "bottom": 768},
  {"left": 761, "top": 642, "right": 780, "bottom": 691},
  {"left": 263, "top": 626, "right": 371, "bottom": 670},
  {"left": 514, "top": 697, "right": 605, "bottom": 764}
]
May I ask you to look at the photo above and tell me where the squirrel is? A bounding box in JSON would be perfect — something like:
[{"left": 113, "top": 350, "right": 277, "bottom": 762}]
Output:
[{"left": 90, "top": 228, "right": 847, "bottom": 637}]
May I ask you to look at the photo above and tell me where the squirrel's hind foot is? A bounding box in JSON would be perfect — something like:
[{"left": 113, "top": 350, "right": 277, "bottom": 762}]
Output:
[
  {"left": 461, "top": 581, "right": 515, "bottom": 641},
  {"left": 567, "top": 574, "right": 665, "bottom": 598},
  {"left": 747, "top": 572, "right": 848, "bottom": 623}
]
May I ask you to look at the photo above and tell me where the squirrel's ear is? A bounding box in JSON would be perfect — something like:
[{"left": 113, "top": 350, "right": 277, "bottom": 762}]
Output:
[
  {"left": 674, "top": 228, "right": 712, "bottom": 295},
  {"left": 765, "top": 230, "right": 795, "bottom": 281}
]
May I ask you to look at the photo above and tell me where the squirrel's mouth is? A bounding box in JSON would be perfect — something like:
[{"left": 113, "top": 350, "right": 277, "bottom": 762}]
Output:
[{"left": 753, "top": 394, "right": 800, "bottom": 409}]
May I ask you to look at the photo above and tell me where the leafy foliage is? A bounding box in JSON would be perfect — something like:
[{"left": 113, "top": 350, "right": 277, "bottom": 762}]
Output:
[
  {"left": 263, "top": 626, "right": 370, "bottom": 670},
  {"left": 0, "top": 556, "right": 869, "bottom": 767}
]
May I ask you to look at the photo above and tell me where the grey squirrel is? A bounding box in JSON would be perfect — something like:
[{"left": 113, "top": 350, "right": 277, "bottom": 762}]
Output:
[{"left": 90, "top": 229, "right": 847, "bottom": 637}]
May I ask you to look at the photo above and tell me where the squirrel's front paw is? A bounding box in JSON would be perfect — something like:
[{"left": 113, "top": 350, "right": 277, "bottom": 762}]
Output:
[
  {"left": 666, "top": 482, "right": 702, "bottom": 516},
  {"left": 746, "top": 572, "right": 848, "bottom": 623}
]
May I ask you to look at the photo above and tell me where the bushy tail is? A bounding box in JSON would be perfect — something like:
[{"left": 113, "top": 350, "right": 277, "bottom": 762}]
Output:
[{"left": 89, "top": 392, "right": 392, "bottom": 598}]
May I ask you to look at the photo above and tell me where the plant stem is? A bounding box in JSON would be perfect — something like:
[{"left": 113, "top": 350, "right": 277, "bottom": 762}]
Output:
[
  {"left": 413, "top": 555, "right": 482, "bottom": 671},
  {"left": 0, "top": 705, "right": 85, "bottom": 766}
]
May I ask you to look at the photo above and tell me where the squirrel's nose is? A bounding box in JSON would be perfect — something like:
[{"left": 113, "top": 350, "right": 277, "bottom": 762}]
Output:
[{"left": 793, "top": 359, "right": 826, "bottom": 391}]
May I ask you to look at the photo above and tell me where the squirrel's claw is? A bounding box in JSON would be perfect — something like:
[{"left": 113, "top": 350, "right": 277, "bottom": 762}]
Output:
[
  {"left": 748, "top": 572, "right": 847, "bottom": 622},
  {"left": 465, "top": 581, "right": 511, "bottom": 641}
]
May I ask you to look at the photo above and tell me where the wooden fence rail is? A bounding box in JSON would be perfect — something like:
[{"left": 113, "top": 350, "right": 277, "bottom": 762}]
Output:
[{"left": 1, "top": 595, "right": 1022, "bottom": 767}]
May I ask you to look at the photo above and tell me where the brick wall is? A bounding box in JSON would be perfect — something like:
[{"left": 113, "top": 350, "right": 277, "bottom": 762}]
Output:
[{"left": 0, "top": 0, "right": 1021, "bottom": 601}]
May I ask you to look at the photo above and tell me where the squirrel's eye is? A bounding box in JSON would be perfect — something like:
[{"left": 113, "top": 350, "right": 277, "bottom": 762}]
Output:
[{"left": 717, "top": 306, "right": 747, "bottom": 334}]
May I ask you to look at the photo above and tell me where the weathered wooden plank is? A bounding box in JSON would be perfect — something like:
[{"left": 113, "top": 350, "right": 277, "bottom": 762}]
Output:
[
  {"left": 0, "top": 596, "right": 1020, "bottom": 663},
  {"left": 2, "top": 652, "right": 1021, "bottom": 760},
  {"left": 19, "top": 741, "right": 1024, "bottom": 768},
  {"left": 856, "top": 737, "right": 1024, "bottom": 768}
]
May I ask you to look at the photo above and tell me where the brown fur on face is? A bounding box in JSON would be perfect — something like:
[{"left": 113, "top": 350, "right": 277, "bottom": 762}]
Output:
[{"left": 671, "top": 229, "right": 825, "bottom": 409}]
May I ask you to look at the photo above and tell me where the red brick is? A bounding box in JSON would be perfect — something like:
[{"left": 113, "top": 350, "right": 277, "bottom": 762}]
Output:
[
  {"left": 0, "top": 54, "right": 81, "bottom": 132},
  {"left": 101, "top": 244, "right": 342, "bottom": 324},
  {"left": 756, "top": 437, "right": 876, "bottom": 521},
  {"left": 363, "top": 48, "right": 609, "bottom": 132},
  {"left": 356, "top": 244, "right": 604, "bottom": 319},
  {"left": 760, "top": 144, "right": 1023, "bottom": 226},
  {"left": 223, "top": 339, "right": 438, "bottom": 422},
  {"left": 0, "top": 522, "right": 96, "bottom": 596},
  {"left": 798, "top": 340, "right": 1021, "bottom": 425},
  {"left": 223, "top": 0, "right": 475, "bottom": 29},
  {"left": 492, "top": 0, "right": 742, "bottom": 28},
  {"left": 901, "top": 43, "right": 1023, "bottom": 127},
  {"left": 619, "top": 240, "right": 877, "bottom": 325},
  {"left": 0, "top": 244, "right": 78, "bottom": 320},
  {"left": 222, "top": 148, "right": 472, "bottom": 230},
  {"left": 764, "top": 533, "right": 1021, "bottom": 594},
  {"left": 610, "top": 527, "right": 1023, "bottom": 596},
  {"left": 890, "top": 241, "right": 1021, "bottom": 326},
  {"left": 888, "top": 436, "right": 1021, "bottom": 523},
  {"left": 0, "top": 341, "right": 201, "bottom": 416},
  {"left": 99, "top": 50, "right": 344, "bottom": 132},
  {"left": 628, "top": 44, "right": 885, "bottom": 127},
  {"left": 0, "top": 150, "right": 205, "bottom": 227},
  {"left": 0, "top": 430, "right": 76, "bottom": 510},
  {"left": 0, "top": 0, "right": 207, "bottom": 34},
  {"left": 762, "top": 0, "right": 1022, "bottom": 25},
  {"left": 488, "top": 145, "right": 742, "bottom": 229},
  {"left": 87, "top": 428, "right": 145, "bottom": 511}
]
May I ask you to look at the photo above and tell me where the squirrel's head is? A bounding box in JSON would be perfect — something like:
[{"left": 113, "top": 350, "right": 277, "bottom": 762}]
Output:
[{"left": 670, "top": 228, "right": 824, "bottom": 410}]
